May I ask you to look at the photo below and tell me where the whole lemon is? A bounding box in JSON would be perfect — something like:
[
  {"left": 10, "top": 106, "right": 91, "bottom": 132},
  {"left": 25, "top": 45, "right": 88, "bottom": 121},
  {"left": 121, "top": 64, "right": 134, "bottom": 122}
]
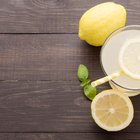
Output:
[{"left": 78, "top": 2, "right": 126, "bottom": 46}]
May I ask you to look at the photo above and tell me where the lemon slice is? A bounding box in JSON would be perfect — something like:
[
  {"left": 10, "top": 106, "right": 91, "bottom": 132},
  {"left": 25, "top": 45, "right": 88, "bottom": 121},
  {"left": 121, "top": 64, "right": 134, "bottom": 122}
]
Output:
[
  {"left": 119, "top": 38, "right": 140, "bottom": 79},
  {"left": 91, "top": 90, "right": 134, "bottom": 131}
]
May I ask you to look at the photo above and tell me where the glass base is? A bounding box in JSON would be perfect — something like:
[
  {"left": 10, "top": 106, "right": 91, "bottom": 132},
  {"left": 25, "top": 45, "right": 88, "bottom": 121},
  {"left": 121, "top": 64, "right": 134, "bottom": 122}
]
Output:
[{"left": 109, "top": 81, "right": 140, "bottom": 97}]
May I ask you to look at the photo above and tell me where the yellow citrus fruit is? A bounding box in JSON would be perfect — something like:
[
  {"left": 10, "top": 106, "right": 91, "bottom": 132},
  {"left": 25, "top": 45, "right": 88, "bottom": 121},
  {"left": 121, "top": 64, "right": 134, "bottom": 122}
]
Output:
[
  {"left": 119, "top": 38, "right": 140, "bottom": 79},
  {"left": 91, "top": 90, "right": 134, "bottom": 131},
  {"left": 79, "top": 2, "right": 126, "bottom": 46}
]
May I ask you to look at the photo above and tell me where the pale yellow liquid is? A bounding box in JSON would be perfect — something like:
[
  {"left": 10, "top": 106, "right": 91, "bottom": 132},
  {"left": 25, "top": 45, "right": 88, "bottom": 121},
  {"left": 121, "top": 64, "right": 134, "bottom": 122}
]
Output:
[{"left": 101, "top": 30, "right": 140, "bottom": 91}]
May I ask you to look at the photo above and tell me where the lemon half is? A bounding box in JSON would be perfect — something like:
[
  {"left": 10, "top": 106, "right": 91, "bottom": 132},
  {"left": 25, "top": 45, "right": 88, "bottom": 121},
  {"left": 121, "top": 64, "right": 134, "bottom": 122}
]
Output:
[{"left": 91, "top": 90, "right": 134, "bottom": 131}]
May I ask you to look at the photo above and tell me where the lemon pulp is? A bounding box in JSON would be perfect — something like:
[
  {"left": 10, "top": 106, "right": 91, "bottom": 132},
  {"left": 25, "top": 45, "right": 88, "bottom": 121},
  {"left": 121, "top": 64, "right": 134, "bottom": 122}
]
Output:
[{"left": 91, "top": 90, "right": 134, "bottom": 131}]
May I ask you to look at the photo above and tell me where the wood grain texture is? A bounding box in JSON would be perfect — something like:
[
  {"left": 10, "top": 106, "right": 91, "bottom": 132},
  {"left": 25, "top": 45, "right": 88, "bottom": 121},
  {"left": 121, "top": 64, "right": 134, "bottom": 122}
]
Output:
[
  {"left": 0, "top": 80, "right": 139, "bottom": 132},
  {"left": 0, "top": 133, "right": 140, "bottom": 140},
  {"left": 0, "top": 0, "right": 139, "bottom": 33},
  {"left": 0, "top": 34, "right": 102, "bottom": 81}
]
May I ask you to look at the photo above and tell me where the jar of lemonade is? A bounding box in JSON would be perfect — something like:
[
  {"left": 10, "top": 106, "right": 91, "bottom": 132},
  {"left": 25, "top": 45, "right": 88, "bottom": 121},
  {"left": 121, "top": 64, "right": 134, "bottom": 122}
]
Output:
[{"left": 101, "top": 25, "right": 140, "bottom": 96}]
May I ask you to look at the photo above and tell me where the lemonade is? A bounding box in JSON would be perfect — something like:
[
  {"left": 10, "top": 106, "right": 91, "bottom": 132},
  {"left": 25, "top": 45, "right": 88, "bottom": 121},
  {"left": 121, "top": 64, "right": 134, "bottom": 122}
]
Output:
[{"left": 101, "top": 25, "right": 140, "bottom": 96}]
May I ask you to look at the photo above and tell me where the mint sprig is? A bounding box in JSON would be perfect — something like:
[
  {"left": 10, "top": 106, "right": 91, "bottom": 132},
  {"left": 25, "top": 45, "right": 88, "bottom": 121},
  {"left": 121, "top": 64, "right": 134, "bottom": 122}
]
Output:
[
  {"left": 77, "top": 64, "right": 96, "bottom": 101},
  {"left": 77, "top": 64, "right": 88, "bottom": 81},
  {"left": 80, "top": 79, "right": 90, "bottom": 87},
  {"left": 84, "top": 84, "right": 96, "bottom": 100}
]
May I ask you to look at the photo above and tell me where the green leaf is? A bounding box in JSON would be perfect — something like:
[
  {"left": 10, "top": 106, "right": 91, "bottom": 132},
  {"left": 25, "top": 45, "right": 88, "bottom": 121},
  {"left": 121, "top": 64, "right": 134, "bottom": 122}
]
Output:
[
  {"left": 80, "top": 79, "right": 90, "bottom": 87},
  {"left": 77, "top": 64, "right": 89, "bottom": 82},
  {"left": 84, "top": 84, "right": 96, "bottom": 100}
]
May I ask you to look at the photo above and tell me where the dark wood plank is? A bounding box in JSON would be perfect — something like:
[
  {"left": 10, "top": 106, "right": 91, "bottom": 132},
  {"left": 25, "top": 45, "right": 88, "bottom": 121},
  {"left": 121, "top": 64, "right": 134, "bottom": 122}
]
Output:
[
  {"left": 0, "top": 80, "right": 139, "bottom": 132},
  {"left": 0, "top": 133, "right": 140, "bottom": 140},
  {"left": 0, "top": 34, "right": 103, "bottom": 81},
  {"left": 0, "top": 0, "right": 139, "bottom": 33}
]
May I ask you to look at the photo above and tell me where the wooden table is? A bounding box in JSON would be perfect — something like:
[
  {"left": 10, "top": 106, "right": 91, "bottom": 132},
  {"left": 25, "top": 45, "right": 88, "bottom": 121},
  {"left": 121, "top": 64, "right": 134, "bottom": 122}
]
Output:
[{"left": 0, "top": 0, "right": 139, "bottom": 139}]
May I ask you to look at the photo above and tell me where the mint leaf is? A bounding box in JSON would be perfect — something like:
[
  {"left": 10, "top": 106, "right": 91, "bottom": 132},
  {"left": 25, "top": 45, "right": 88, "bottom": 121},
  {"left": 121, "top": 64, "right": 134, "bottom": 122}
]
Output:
[
  {"left": 77, "top": 64, "right": 88, "bottom": 81},
  {"left": 80, "top": 79, "right": 90, "bottom": 87},
  {"left": 84, "top": 84, "right": 96, "bottom": 100}
]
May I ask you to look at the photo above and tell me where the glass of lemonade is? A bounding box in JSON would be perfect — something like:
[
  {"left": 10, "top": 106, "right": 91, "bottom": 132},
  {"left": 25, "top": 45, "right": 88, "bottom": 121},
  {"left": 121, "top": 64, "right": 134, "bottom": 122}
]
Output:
[{"left": 101, "top": 25, "right": 140, "bottom": 96}]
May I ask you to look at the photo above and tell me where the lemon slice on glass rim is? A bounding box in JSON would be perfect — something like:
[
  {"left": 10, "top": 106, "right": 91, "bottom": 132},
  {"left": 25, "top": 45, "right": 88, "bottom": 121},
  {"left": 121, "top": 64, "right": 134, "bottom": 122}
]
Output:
[
  {"left": 119, "top": 38, "right": 140, "bottom": 79},
  {"left": 91, "top": 90, "right": 134, "bottom": 131}
]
